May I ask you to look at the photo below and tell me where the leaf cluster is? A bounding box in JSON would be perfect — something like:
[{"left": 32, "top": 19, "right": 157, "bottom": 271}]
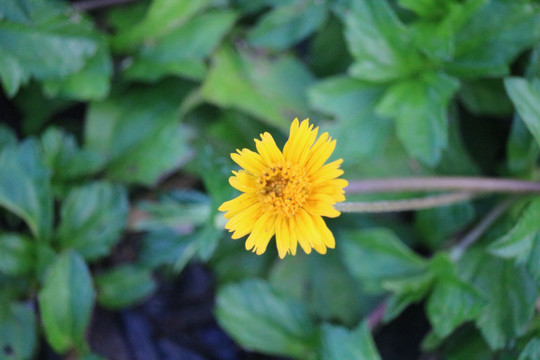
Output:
[{"left": 3, "top": 0, "right": 540, "bottom": 359}]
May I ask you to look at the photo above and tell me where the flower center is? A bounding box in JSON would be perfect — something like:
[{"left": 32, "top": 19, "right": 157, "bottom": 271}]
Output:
[{"left": 256, "top": 163, "right": 311, "bottom": 217}]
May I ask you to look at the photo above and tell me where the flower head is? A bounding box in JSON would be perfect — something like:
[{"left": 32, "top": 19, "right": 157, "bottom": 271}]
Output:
[{"left": 218, "top": 118, "right": 348, "bottom": 258}]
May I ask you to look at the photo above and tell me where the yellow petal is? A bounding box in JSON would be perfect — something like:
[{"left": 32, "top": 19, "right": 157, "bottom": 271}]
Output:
[
  {"left": 229, "top": 170, "right": 257, "bottom": 193},
  {"left": 231, "top": 149, "right": 266, "bottom": 175},
  {"left": 305, "top": 193, "right": 341, "bottom": 218},
  {"left": 245, "top": 213, "right": 276, "bottom": 253},
  {"left": 255, "top": 132, "right": 283, "bottom": 165},
  {"left": 312, "top": 215, "right": 335, "bottom": 248},
  {"left": 275, "top": 217, "right": 290, "bottom": 259}
]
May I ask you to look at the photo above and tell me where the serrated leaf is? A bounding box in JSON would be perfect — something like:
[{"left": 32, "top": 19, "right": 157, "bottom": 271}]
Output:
[
  {"left": 407, "top": 0, "right": 485, "bottom": 61},
  {"left": 505, "top": 78, "right": 540, "bottom": 147},
  {"left": 85, "top": 81, "right": 192, "bottom": 185},
  {"left": 319, "top": 322, "right": 381, "bottom": 360},
  {"left": 216, "top": 279, "right": 315, "bottom": 358},
  {"left": 416, "top": 202, "right": 475, "bottom": 250},
  {"left": 342, "top": 0, "right": 425, "bottom": 82},
  {"left": 95, "top": 265, "right": 156, "bottom": 309},
  {"left": 438, "top": 327, "right": 492, "bottom": 360},
  {"left": 398, "top": 0, "right": 451, "bottom": 18},
  {"left": 42, "top": 43, "right": 112, "bottom": 101},
  {"left": 112, "top": 0, "right": 211, "bottom": 50},
  {"left": 124, "top": 10, "right": 236, "bottom": 82},
  {"left": 459, "top": 251, "right": 537, "bottom": 349},
  {"left": 519, "top": 338, "right": 540, "bottom": 360},
  {"left": 40, "top": 127, "right": 105, "bottom": 184},
  {"left": 341, "top": 229, "right": 427, "bottom": 292},
  {"left": 308, "top": 76, "right": 390, "bottom": 158},
  {"left": 376, "top": 72, "right": 459, "bottom": 166},
  {"left": 489, "top": 198, "right": 540, "bottom": 259},
  {"left": 269, "top": 253, "right": 367, "bottom": 326},
  {"left": 459, "top": 79, "right": 514, "bottom": 116},
  {"left": 0, "top": 0, "right": 101, "bottom": 97},
  {"left": 248, "top": 0, "right": 327, "bottom": 51},
  {"left": 507, "top": 114, "right": 539, "bottom": 177},
  {"left": 55, "top": 182, "right": 128, "bottom": 260},
  {"left": 383, "top": 271, "right": 434, "bottom": 321},
  {"left": 426, "top": 254, "right": 484, "bottom": 338},
  {"left": 0, "top": 299, "right": 37, "bottom": 360},
  {"left": 447, "top": 1, "right": 540, "bottom": 78},
  {"left": 106, "top": 122, "right": 190, "bottom": 185},
  {"left": 201, "top": 46, "right": 315, "bottom": 130},
  {"left": 0, "top": 233, "right": 33, "bottom": 275},
  {"left": 38, "top": 251, "right": 95, "bottom": 353},
  {"left": 0, "top": 140, "right": 53, "bottom": 240},
  {"left": 0, "top": 125, "right": 16, "bottom": 149}
]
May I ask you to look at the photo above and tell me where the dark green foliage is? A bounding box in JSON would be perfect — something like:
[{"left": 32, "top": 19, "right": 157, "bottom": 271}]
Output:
[{"left": 2, "top": 0, "right": 540, "bottom": 358}]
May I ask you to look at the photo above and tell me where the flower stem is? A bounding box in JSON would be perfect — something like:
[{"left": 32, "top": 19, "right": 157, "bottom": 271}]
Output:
[
  {"left": 335, "top": 192, "right": 476, "bottom": 213},
  {"left": 346, "top": 177, "right": 540, "bottom": 194},
  {"left": 450, "top": 198, "right": 516, "bottom": 261}
]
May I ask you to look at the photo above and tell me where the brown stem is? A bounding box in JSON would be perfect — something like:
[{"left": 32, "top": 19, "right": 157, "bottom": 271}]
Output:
[
  {"left": 346, "top": 177, "right": 540, "bottom": 194},
  {"left": 450, "top": 198, "right": 516, "bottom": 261},
  {"left": 335, "top": 192, "right": 476, "bottom": 213}
]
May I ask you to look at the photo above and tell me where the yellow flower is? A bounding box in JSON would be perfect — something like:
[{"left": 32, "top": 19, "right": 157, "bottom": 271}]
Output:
[{"left": 218, "top": 118, "right": 348, "bottom": 258}]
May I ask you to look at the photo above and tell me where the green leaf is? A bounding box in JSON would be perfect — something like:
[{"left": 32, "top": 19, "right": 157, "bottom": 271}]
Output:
[
  {"left": 340, "top": 229, "right": 427, "bottom": 292},
  {"left": 0, "top": 125, "right": 16, "bottom": 149},
  {"left": 201, "top": 46, "right": 314, "bottom": 130},
  {"left": 435, "top": 327, "right": 492, "bottom": 360},
  {"left": 447, "top": 1, "right": 540, "bottom": 78},
  {"left": 519, "top": 338, "right": 540, "bottom": 360},
  {"left": 398, "top": 0, "right": 451, "bottom": 18},
  {"left": 383, "top": 271, "right": 434, "bottom": 321},
  {"left": 0, "top": 233, "right": 33, "bottom": 275},
  {"left": 38, "top": 251, "right": 95, "bottom": 353},
  {"left": 507, "top": 114, "right": 539, "bottom": 177},
  {"left": 269, "top": 253, "right": 368, "bottom": 326},
  {"left": 42, "top": 43, "right": 112, "bottom": 101},
  {"left": 415, "top": 202, "right": 475, "bottom": 250},
  {"left": 0, "top": 0, "right": 101, "bottom": 97},
  {"left": 216, "top": 279, "right": 316, "bottom": 358},
  {"left": 133, "top": 191, "right": 211, "bottom": 232},
  {"left": 0, "top": 140, "right": 53, "bottom": 240},
  {"left": 11, "top": 85, "right": 72, "bottom": 134},
  {"left": 489, "top": 198, "right": 540, "bottom": 259},
  {"left": 308, "top": 15, "right": 352, "bottom": 77},
  {"left": 459, "top": 250, "right": 537, "bottom": 349},
  {"left": 308, "top": 76, "right": 391, "bottom": 158},
  {"left": 40, "top": 127, "right": 105, "bottom": 183},
  {"left": 426, "top": 254, "right": 484, "bottom": 338},
  {"left": 112, "top": 0, "right": 211, "bottom": 50},
  {"left": 248, "top": 0, "right": 328, "bottom": 51},
  {"left": 524, "top": 232, "right": 540, "bottom": 285},
  {"left": 342, "top": 0, "right": 425, "bottom": 82},
  {"left": 319, "top": 321, "right": 381, "bottom": 360},
  {"left": 459, "top": 79, "right": 514, "bottom": 117},
  {"left": 376, "top": 72, "right": 460, "bottom": 166},
  {"left": 85, "top": 81, "right": 192, "bottom": 185},
  {"left": 406, "top": 0, "right": 484, "bottom": 61},
  {"left": 505, "top": 78, "right": 540, "bottom": 147},
  {"left": 55, "top": 182, "right": 128, "bottom": 260},
  {"left": 95, "top": 265, "right": 156, "bottom": 309},
  {"left": 124, "top": 10, "right": 236, "bottom": 82},
  {"left": 0, "top": 299, "right": 37, "bottom": 360}
]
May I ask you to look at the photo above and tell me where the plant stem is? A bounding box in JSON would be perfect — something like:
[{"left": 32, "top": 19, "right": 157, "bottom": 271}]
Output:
[
  {"left": 346, "top": 177, "right": 540, "bottom": 194},
  {"left": 450, "top": 198, "right": 516, "bottom": 261},
  {"left": 335, "top": 192, "right": 476, "bottom": 213}
]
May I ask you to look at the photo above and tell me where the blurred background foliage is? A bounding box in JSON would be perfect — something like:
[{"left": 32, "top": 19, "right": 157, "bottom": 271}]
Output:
[{"left": 2, "top": 0, "right": 540, "bottom": 359}]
